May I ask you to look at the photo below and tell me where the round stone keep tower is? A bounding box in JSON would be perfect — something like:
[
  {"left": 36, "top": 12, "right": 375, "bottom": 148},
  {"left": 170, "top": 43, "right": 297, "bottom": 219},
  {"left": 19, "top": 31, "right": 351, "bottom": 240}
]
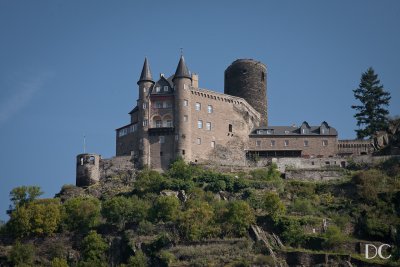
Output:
[
  {"left": 224, "top": 59, "right": 268, "bottom": 126},
  {"left": 76, "top": 153, "right": 100, "bottom": 187}
]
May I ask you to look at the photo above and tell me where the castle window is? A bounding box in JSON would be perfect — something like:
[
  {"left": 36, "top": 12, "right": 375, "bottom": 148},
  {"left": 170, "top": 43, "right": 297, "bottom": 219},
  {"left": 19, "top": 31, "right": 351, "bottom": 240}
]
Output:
[
  {"left": 206, "top": 122, "right": 211, "bottom": 131},
  {"left": 285, "top": 130, "right": 289, "bottom": 134},
  {"left": 166, "top": 120, "right": 173, "bottom": 127},
  {"left": 266, "top": 129, "right": 273, "bottom": 134},
  {"left": 89, "top": 156, "right": 95, "bottom": 164},
  {"left": 304, "top": 140, "right": 309, "bottom": 147},
  {"left": 197, "top": 138, "right": 201, "bottom": 145},
  {"left": 175, "top": 134, "right": 179, "bottom": 141},
  {"left": 211, "top": 141, "right": 215, "bottom": 148},
  {"left": 159, "top": 136, "right": 165, "bottom": 143},
  {"left": 197, "top": 120, "right": 203, "bottom": 129},
  {"left": 160, "top": 151, "right": 163, "bottom": 156},
  {"left": 195, "top": 102, "right": 201, "bottom": 111},
  {"left": 156, "top": 102, "right": 162, "bottom": 108},
  {"left": 184, "top": 84, "right": 188, "bottom": 89},
  {"left": 270, "top": 140, "right": 275, "bottom": 147},
  {"left": 207, "top": 105, "right": 213, "bottom": 113},
  {"left": 256, "top": 140, "right": 261, "bottom": 147},
  {"left": 156, "top": 86, "right": 161, "bottom": 92},
  {"left": 156, "top": 120, "right": 162, "bottom": 128},
  {"left": 261, "top": 72, "right": 265, "bottom": 81},
  {"left": 228, "top": 124, "right": 233, "bottom": 133},
  {"left": 302, "top": 128, "right": 308, "bottom": 134},
  {"left": 284, "top": 140, "right": 289, "bottom": 147},
  {"left": 143, "top": 103, "right": 147, "bottom": 109},
  {"left": 322, "top": 140, "right": 328, "bottom": 146},
  {"left": 182, "top": 150, "right": 185, "bottom": 155},
  {"left": 163, "top": 86, "right": 169, "bottom": 92},
  {"left": 184, "top": 115, "right": 188, "bottom": 122},
  {"left": 183, "top": 100, "right": 188, "bottom": 106},
  {"left": 143, "top": 119, "right": 148, "bottom": 126},
  {"left": 144, "top": 88, "right": 147, "bottom": 93}
]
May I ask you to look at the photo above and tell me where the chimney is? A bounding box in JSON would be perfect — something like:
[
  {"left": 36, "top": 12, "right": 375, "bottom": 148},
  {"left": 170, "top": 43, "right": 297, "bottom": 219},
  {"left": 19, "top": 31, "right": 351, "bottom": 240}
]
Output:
[{"left": 191, "top": 73, "right": 199, "bottom": 88}]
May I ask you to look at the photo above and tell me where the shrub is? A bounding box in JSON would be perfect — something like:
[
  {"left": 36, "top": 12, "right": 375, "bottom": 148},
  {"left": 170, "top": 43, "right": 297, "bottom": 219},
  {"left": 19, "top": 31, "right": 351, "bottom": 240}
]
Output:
[
  {"left": 134, "top": 169, "right": 167, "bottom": 195},
  {"left": 167, "top": 158, "right": 201, "bottom": 181},
  {"left": 8, "top": 241, "right": 35, "bottom": 266},
  {"left": 80, "top": 231, "right": 108, "bottom": 264},
  {"left": 152, "top": 196, "right": 181, "bottom": 222},
  {"left": 352, "top": 170, "right": 387, "bottom": 203},
  {"left": 51, "top": 257, "right": 68, "bottom": 267},
  {"left": 127, "top": 251, "right": 148, "bottom": 267},
  {"left": 261, "top": 192, "right": 286, "bottom": 219},
  {"left": 222, "top": 201, "right": 255, "bottom": 237},
  {"left": 275, "top": 217, "right": 306, "bottom": 247},
  {"left": 102, "top": 196, "right": 150, "bottom": 228},
  {"left": 8, "top": 198, "right": 62, "bottom": 237},
  {"left": 62, "top": 197, "right": 101, "bottom": 232},
  {"left": 322, "top": 225, "right": 347, "bottom": 248},
  {"left": 179, "top": 201, "right": 219, "bottom": 241},
  {"left": 290, "top": 198, "right": 314, "bottom": 215},
  {"left": 158, "top": 250, "right": 175, "bottom": 266}
]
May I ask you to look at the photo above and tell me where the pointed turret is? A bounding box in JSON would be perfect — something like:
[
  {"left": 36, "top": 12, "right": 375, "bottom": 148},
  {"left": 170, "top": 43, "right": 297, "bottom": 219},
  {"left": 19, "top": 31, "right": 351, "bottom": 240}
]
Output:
[
  {"left": 173, "top": 55, "right": 192, "bottom": 81},
  {"left": 137, "top": 57, "right": 154, "bottom": 85}
]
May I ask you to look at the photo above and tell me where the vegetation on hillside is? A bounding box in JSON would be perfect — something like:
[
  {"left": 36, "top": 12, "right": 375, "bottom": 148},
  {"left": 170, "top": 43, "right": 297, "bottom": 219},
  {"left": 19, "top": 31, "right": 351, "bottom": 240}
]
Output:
[{"left": 0, "top": 158, "right": 399, "bottom": 266}]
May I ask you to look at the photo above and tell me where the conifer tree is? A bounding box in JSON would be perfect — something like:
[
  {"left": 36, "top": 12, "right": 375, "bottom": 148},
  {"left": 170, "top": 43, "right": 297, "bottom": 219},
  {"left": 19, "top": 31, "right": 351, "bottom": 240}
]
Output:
[{"left": 352, "top": 67, "right": 391, "bottom": 139}]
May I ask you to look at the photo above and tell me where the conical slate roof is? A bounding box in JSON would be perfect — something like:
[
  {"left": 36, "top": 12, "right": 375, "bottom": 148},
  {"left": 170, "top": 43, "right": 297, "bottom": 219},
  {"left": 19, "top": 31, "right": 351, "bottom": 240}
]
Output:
[
  {"left": 173, "top": 55, "right": 191, "bottom": 80},
  {"left": 137, "top": 57, "right": 154, "bottom": 84}
]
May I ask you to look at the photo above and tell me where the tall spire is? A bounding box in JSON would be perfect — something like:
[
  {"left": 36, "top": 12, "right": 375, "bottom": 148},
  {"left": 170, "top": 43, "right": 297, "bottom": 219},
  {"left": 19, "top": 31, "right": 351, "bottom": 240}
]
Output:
[
  {"left": 173, "top": 55, "right": 191, "bottom": 81},
  {"left": 137, "top": 57, "right": 154, "bottom": 85}
]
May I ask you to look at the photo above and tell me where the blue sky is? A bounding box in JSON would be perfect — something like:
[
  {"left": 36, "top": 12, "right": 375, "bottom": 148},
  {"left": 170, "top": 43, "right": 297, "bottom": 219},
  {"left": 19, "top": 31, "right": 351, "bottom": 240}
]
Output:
[{"left": 0, "top": 0, "right": 399, "bottom": 221}]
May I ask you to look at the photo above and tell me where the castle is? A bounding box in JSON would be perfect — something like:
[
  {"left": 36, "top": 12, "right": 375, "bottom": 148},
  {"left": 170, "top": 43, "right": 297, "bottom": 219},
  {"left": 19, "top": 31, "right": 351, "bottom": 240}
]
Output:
[{"left": 76, "top": 56, "right": 343, "bottom": 186}]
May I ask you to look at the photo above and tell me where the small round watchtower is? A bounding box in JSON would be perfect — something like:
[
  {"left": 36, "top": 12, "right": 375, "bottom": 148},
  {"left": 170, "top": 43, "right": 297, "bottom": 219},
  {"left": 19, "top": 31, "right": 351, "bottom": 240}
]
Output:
[
  {"left": 224, "top": 59, "right": 268, "bottom": 126},
  {"left": 76, "top": 153, "right": 100, "bottom": 187}
]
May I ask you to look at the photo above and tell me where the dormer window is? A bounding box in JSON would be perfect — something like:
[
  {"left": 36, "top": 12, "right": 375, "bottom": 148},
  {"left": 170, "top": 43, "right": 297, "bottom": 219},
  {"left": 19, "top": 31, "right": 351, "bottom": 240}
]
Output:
[
  {"left": 302, "top": 128, "right": 308, "bottom": 134},
  {"left": 156, "top": 86, "right": 161, "bottom": 93},
  {"left": 163, "top": 86, "right": 169, "bottom": 92},
  {"left": 285, "top": 130, "right": 289, "bottom": 134}
]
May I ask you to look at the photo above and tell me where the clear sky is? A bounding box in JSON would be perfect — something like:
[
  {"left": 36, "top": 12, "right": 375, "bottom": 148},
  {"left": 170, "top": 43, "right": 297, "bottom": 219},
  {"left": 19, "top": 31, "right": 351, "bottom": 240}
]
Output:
[{"left": 0, "top": 0, "right": 399, "bottom": 221}]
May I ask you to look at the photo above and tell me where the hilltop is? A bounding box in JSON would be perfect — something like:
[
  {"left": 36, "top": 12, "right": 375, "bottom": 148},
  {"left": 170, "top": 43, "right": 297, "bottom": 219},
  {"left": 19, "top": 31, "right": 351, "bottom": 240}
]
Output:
[{"left": 0, "top": 157, "right": 399, "bottom": 267}]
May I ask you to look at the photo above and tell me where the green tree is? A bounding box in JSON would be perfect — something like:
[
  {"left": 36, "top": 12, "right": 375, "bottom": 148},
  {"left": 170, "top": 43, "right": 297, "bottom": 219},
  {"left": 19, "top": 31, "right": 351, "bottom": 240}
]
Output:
[
  {"left": 352, "top": 67, "right": 391, "bottom": 139},
  {"left": 179, "top": 202, "right": 219, "bottom": 241},
  {"left": 8, "top": 241, "right": 35, "bottom": 266},
  {"left": 63, "top": 197, "right": 101, "bottom": 232},
  {"left": 9, "top": 186, "right": 43, "bottom": 209},
  {"left": 222, "top": 201, "right": 255, "bottom": 237},
  {"left": 80, "top": 231, "right": 108, "bottom": 266},
  {"left": 102, "top": 196, "right": 149, "bottom": 229},
  {"left": 51, "top": 257, "right": 69, "bottom": 267},
  {"left": 127, "top": 251, "right": 148, "bottom": 267},
  {"left": 134, "top": 169, "right": 166, "bottom": 195},
  {"left": 8, "top": 199, "right": 61, "bottom": 237},
  {"left": 261, "top": 192, "right": 286, "bottom": 219},
  {"left": 152, "top": 196, "right": 180, "bottom": 222}
]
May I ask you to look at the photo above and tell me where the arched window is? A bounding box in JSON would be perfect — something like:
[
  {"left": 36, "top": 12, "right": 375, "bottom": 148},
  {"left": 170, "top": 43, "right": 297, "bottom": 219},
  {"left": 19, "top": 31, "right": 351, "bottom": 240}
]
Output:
[
  {"left": 163, "top": 114, "right": 173, "bottom": 127},
  {"left": 152, "top": 115, "right": 162, "bottom": 128}
]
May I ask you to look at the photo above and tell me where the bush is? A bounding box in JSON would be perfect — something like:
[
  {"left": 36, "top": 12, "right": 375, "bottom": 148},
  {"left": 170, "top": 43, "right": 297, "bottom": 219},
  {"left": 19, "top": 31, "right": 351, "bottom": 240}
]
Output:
[
  {"left": 127, "top": 251, "right": 148, "bottom": 267},
  {"left": 51, "top": 257, "right": 68, "bottom": 267},
  {"left": 352, "top": 170, "right": 387, "bottom": 203},
  {"left": 158, "top": 250, "right": 175, "bottom": 266},
  {"left": 167, "top": 158, "right": 201, "bottom": 181},
  {"left": 322, "top": 225, "right": 347, "bottom": 248},
  {"left": 62, "top": 197, "right": 101, "bottom": 232},
  {"left": 222, "top": 201, "right": 255, "bottom": 237},
  {"left": 179, "top": 201, "right": 219, "bottom": 241},
  {"left": 8, "top": 198, "right": 62, "bottom": 237},
  {"left": 102, "top": 196, "right": 150, "bottom": 228},
  {"left": 290, "top": 198, "right": 314, "bottom": 215},
  {"left": 8, "top": 241, "right": 35, "bottom": 266},
  {"left": 80, "top": 231, "right": 108, "bottom": 264},
  {"left": 134, "top": 169, "right": 167, "bottom": 195},
  {"left": 276, "top": 217, "right": 306, "bottom": 247},
  {"left": 152, "top": 196, "right": 181, "bottom": 222}
]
